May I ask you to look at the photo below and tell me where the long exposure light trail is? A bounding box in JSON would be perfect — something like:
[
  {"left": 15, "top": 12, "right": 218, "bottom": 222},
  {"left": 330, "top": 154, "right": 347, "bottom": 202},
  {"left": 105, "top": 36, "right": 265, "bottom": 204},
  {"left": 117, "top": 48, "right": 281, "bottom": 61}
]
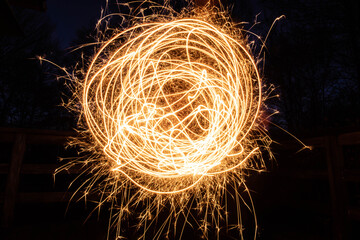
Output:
[
  {"left": 82, "top": 18, "right": 262, "bottom": 195},
  {"left": 58, "top": 2, "right": 271, "bottom": 239}
]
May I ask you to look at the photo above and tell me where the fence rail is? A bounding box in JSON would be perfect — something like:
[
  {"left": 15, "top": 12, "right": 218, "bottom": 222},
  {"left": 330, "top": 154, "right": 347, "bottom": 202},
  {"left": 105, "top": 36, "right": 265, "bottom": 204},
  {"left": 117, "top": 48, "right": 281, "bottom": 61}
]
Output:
[{"left": 0, "top": 127, "right": 359, "bottom": 239}]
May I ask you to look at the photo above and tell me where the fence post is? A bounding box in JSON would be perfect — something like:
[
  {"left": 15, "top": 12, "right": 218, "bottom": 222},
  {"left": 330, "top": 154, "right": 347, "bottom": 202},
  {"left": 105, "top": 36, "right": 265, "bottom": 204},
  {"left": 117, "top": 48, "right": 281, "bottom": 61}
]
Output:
[
  {"left": 325, "top": 135, "right": 346, "bottom": 240},
  {"left": 2, "top": 133, "right": 26, "bottom": 228}
]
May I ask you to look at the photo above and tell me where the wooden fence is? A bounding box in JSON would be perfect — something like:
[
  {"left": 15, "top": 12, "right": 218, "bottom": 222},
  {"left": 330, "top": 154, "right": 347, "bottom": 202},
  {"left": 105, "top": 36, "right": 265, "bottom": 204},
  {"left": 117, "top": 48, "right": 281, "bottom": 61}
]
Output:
[
  {"left": 0, "top": 128, "right": 76, "bottom": 227},
  {"left": 0, "top": 127, "right": 359, "bottom": 239}
]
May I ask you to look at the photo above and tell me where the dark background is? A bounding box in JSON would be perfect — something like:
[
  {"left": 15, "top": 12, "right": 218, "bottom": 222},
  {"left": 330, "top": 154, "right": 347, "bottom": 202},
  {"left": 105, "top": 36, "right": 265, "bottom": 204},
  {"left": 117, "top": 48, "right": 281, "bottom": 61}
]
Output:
[{"left": 0, "top": 0, "right": 359, "bottom": 239}]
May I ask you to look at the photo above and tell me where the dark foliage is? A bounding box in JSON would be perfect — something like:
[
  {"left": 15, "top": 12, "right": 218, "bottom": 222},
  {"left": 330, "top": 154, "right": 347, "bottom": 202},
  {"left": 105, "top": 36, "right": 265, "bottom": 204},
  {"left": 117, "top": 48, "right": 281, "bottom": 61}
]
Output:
[
  {"left": 261, "top": 0, "right": 360, "bottom": 134},
  {"left": 0, "top": 8, "right": 72, "bottom": 129}
]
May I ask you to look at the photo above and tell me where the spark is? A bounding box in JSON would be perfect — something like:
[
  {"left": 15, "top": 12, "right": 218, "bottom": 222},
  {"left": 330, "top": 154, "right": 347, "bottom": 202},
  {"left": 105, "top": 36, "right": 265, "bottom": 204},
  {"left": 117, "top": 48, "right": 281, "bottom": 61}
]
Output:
[{"left": 58, "top": 2, "right": 271, "bottom": 239}]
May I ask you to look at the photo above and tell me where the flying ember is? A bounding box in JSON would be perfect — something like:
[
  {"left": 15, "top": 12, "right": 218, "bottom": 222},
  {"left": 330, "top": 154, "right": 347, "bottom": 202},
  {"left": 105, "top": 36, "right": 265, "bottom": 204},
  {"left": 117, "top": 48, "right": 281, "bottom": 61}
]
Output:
[{"left": 59, "top": 2, "right": 271, "bottom": 239}]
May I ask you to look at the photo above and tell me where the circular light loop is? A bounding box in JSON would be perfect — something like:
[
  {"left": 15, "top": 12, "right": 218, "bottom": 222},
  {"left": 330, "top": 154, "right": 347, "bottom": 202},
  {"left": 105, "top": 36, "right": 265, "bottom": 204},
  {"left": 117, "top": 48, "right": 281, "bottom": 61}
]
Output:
[{"left": 83, "top": 19, "right": 261, "bottom": 193}]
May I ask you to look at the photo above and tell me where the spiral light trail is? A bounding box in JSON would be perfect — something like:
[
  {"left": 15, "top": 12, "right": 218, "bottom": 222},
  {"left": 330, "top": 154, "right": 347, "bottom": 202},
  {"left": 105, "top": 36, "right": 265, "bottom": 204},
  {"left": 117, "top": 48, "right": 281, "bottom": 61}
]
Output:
[
  {"left": 82, "top": 18, "right": 261, "bottom": 195},
  {"left": 57, "top": 3, "right": 271, "bottom": 239}
]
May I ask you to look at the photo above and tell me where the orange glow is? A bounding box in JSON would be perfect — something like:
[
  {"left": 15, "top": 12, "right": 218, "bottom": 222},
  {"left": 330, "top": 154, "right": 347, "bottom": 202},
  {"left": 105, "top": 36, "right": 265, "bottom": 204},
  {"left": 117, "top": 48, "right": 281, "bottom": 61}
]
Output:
[
  {"left": 57, "top": 3, "right": 271, "bottom": 239},
  {"left": 83, "top": 18, "right": 262, "bottom": 194}
]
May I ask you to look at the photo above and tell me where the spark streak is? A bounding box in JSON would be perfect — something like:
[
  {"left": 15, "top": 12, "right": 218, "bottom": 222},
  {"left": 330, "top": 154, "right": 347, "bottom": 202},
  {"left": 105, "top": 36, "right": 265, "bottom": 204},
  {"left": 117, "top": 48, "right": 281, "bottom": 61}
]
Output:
[{"left": 60, "top": 2, "right": 270, "bottom": 239}]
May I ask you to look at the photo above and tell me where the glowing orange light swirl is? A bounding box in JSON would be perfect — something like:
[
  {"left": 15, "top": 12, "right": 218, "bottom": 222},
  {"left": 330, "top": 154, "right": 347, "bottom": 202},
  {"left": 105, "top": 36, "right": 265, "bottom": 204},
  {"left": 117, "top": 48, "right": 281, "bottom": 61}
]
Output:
[{"left": 82, "top": 18, "right": 262, "bottom": 194}]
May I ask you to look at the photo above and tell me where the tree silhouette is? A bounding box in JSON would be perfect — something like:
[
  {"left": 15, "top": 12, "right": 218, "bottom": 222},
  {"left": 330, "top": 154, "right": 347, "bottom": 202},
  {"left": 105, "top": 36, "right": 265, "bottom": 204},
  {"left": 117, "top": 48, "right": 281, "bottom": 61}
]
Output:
[
  {"left": 0, "top": 7, "right": 70, "bottom": 129},
  {"left": 262, "top": 0, "right": 360, "bottom": 133}
]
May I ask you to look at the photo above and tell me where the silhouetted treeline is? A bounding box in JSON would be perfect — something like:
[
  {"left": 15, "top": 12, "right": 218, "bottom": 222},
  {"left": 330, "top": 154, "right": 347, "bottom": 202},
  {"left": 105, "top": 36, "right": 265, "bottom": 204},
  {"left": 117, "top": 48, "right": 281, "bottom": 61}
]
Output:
[
  {"left": 0, "top": 0, "right": 359, "bottom": 134},
  {"left": 261, "top": 0, "right": 360, "bottom": 134},
  {"left": 0, "top": 7, "right": 72, "bottom": 129}
]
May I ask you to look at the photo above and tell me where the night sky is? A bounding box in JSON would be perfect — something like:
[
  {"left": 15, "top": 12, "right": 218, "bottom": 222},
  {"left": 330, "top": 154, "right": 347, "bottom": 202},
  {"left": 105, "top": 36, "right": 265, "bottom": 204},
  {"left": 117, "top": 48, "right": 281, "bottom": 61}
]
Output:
[{"left": 46, "top": 0, "right": 105, "bottom": 49}]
